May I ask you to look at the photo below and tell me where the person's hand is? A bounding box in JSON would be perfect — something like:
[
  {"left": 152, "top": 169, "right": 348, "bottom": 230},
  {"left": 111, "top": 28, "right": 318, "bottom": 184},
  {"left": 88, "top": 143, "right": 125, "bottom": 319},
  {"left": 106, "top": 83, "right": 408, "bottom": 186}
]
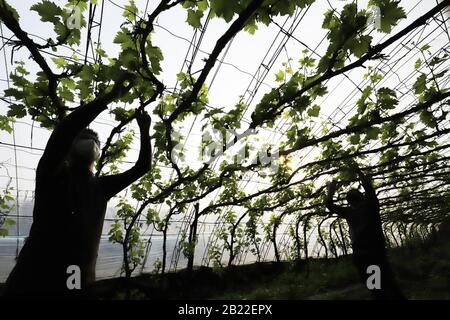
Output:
[
  {"left": 327, "top": 180, "right": 337, "bottom": 193},
  {"left": 135, "top": 108, "right": 151, "bottom": 131}
]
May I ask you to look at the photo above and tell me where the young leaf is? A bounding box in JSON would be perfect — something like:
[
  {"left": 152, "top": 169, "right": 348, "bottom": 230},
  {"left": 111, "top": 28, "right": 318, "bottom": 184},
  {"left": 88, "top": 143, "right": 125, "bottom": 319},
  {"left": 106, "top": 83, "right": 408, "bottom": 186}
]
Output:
[
  {"left": 187, "top": 9, "right": 203, "bottom": 28},
  {"left": 123, "top": 0, "right": 138, "bottom": 21},
  {"left": 275, "top": 70, "right": 285, "bottom": 83},
  {"left": 415, "top": 58, "right": 422, "bottom": 70},
  {"left": 0, "top": 115, "right": 14, "bottom": 133},
  {"left": 51, "top": 57, "right": 67, "bottom": 69},
  {"left": 413, "top": 74, "right": 427, "bottom": 95},
  {"left": 244, "top": 21, "right": 258, "bottom": 35},
  {"left": 30, "top": 1, "right": 63, "bottom": 24},
  {"left": 307, "top": 105, "right": 321, "bottom": 117}
]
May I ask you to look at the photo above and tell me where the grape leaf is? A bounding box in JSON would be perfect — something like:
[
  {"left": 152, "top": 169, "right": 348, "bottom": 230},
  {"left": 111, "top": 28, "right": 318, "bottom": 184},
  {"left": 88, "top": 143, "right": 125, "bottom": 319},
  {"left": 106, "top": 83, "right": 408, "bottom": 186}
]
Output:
[
  {"left": 413, "top": 74, "right": 427, "bottom": 95},
  {"left": 30, "top": 1, "right": 62, "bottom": 24},
  {"left": 369, "top": 0, "right": 406, "bottom": 33},
  {"left": 187, "top": 9, "right": 203, "bottom": 28},
  {"left": 307, "top": 105, "right": 320, "bottom": 117}
]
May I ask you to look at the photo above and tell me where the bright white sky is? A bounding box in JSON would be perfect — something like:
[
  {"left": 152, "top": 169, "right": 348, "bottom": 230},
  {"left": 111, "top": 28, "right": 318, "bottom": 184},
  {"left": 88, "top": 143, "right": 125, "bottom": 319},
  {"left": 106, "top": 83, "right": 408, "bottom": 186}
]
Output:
[{"left": 0, "top": 0, "right": 449, "bottom": 251}]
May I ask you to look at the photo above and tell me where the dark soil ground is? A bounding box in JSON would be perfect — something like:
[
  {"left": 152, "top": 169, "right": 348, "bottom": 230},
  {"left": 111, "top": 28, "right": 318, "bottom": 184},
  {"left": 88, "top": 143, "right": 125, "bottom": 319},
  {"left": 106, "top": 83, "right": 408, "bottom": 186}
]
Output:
[
  {"left": 2, "top": 222, "right": 449, "bottom": 300},
  {"left": 91, "top": 226, "right": 450, "bottom": 300}
]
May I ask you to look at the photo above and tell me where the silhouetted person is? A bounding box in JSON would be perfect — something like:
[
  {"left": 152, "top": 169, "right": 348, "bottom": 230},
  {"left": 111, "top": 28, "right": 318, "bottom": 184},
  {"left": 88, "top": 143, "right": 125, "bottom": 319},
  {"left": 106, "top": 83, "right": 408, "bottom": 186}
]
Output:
[
  {"left": 326, "top": 168, "right": 404, "bottom": 300},
  {"left": 4, "top": 107, "right": 151, "bottom": 299}
]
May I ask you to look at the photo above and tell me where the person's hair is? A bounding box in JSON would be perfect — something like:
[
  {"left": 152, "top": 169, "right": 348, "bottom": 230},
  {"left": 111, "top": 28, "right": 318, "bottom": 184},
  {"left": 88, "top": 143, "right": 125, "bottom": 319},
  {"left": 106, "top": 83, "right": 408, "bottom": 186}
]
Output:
[
  {"left": 68, "top": 128, "right": 101, "bottom": 168},
  {"left": 75, "top": 128, "right": 100, "bottom": 147},
  {"left": 346, "top": 189, "right": 365, "bottom": 206}
]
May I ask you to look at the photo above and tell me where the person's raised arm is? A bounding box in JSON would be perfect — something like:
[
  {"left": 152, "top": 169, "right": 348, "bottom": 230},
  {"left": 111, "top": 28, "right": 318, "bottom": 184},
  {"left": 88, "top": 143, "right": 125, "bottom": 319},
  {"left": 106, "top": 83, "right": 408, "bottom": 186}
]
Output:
[
  {"left": 325, "top": 180, "right": 350, "bottom": 219},
  {"left": 37, "top": 74, "right": 133, "bottom": 177},
  {"left": 355, "top": 167, "right": 380, "bottom": 209},
  {"left": 99, "top": 108, "right": 152, "bottom": 200}
]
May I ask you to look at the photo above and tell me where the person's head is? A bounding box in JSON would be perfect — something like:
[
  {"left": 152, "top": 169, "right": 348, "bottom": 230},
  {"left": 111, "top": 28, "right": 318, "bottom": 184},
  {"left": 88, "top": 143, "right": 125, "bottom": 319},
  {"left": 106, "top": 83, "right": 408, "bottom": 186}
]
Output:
[
  {"left": 68, "top": 128, "right": 101, "bottom": 172},
  {"left": 346, "top": 189, "right": 365, "bottom": 208}
]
